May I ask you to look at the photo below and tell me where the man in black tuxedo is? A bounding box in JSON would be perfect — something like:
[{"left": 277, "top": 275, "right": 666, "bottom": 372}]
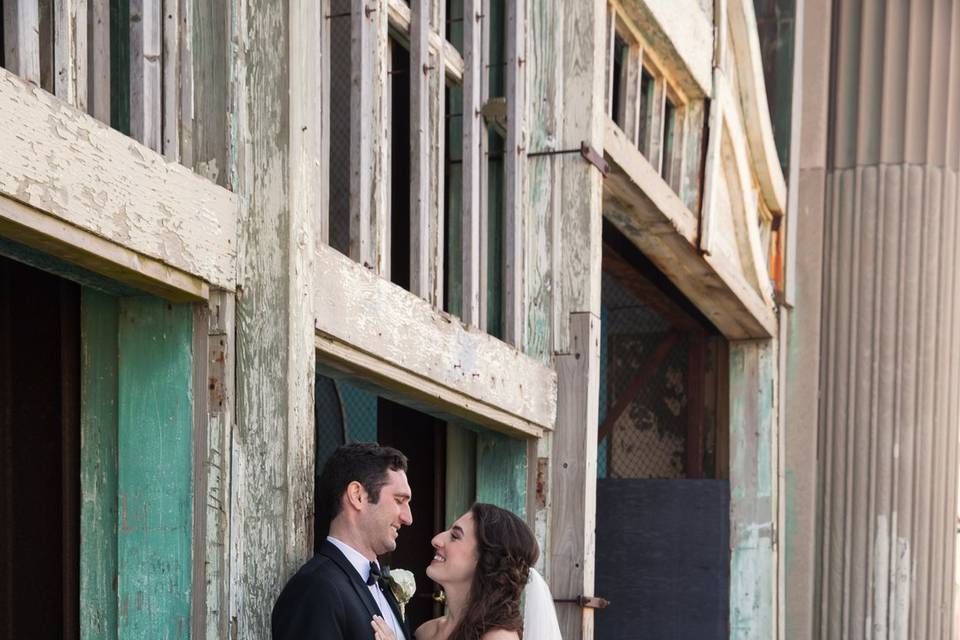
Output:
[{"left": 272, "top": 443, "right": 413, "bottom": 639}]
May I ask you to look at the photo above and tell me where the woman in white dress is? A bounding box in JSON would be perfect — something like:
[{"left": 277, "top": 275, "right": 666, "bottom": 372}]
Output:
[{"left": 371, "top": 502, "right": 562, "bottom": 640}]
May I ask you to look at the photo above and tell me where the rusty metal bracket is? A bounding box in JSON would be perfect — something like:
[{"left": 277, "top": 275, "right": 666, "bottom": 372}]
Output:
[
  {"left": 554, "top": 595, "right": 610, "bottom": 609},
  {"left": 526, "top": 141, "right": 609, "bottom": 177}
]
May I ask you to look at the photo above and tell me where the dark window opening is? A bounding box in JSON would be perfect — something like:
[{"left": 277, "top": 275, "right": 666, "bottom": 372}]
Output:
[
  {"left": 390, "top": 40, "right": 411, "bottom": 290},
  {"left": 486, "top": 127, "right": 505, "bottom": 339},
  {"left": 637, "top": 67, "right": 655, "bottom": 159},
  {"left": 662, "top": 98, "right": 678, "bottom": 188},
  {"left": 0, "top": 255, "right": 81, "bottom": 640},
  {"left": 610, "top": 33, "right": 629, "bottom": 127},
  {"left": 328, "top": 0, "right": 353, "bottom": 256},
  {"left": 444, "top": 83, "right": 464, "bottom": 316}
]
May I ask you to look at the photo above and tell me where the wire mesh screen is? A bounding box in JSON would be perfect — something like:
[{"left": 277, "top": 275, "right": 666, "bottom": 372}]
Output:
[
  {"left": 599, "top": 270, "right": 692, "bottom": 479},
  {"left": 328, "top": 0, "right": 352, "bottom": 255}
]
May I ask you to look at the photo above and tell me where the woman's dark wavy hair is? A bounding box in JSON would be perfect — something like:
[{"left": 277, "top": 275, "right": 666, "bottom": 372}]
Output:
[{"left": 449, "top": 503, "right": 539, "bottom": 640}]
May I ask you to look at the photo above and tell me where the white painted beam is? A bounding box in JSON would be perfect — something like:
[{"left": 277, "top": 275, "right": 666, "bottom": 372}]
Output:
[
  {"left": 0, "top": 68, "right": 238, "bottom": 289},
  {"left": 55, "top": 0, "right": 88, "bottom": 109},
  {"left": 386, "top": 0, "right": 464, "bottom": 83},
  {"left": 462, "top": 0, "right": 483, "bottom": 326},
  {"left": 314, "top": 243, "right": 558, "bottom": 434}
]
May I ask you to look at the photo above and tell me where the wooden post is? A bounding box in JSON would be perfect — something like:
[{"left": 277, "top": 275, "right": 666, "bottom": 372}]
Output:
[
  {"left": 503, "top": 0, "right": 526, "bottom": 345},
  {"left": 410, "top": 0, "right": 431, "bottom": 299},
  {"left": 55, "top": 0, "right": 88, "bottom": 109},
  {"left": 428, "top": 0, "right": 445, "bottom": 308},
  {"left": 88, "top": 0, "right": 111, "bottom": 123},
  {"left": 3, "top": 0, "right": 41, "bottom": 85},
  {"left": 461, "top": 0, "right": 483, "bottom": 326},
  {"left": 350, "top": 0, "right": 390, "bottom": 274},
  {"left": 129, "top": 0, "right": 163, "bottom": 151},
  {"left": 162, "top": 0, "right": 180, "bottom": 160},
  {"left": 550, "top": 312, "right": 600, "bottom": 639}
]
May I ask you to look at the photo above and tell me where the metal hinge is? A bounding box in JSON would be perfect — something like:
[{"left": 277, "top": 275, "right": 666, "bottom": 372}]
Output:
[
  {"left": 527, "top": 141, "right": 610, "bottom": 177},
  {"left": 554, "top": 595, "right": 610, "bottom": 609}
]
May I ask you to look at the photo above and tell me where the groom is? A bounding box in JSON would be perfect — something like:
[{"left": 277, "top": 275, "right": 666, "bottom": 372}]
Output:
[{"left": 272, "top": 443, "right": 413, "bottom": 639}]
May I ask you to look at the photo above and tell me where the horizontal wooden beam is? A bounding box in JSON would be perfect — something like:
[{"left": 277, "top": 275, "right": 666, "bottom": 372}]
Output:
[
  {"left": 0, "top": 68, "right": 238, "bottom": 290},
  {"left": 0, "top": 194, "right": 208, "bottom": 301},
  {"left": 314, "top": 243, "right": 557, "bottom": 435},
  {"left": 603, "top": 118, "right": 776, "bottom": 339},
  {"left": 387, "top": 0, "right": 465, "bottom": 84}
]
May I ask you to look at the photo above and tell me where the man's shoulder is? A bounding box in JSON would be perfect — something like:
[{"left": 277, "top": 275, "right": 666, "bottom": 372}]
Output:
[{"left": 287, "top": 552, "right": 350, "bottom": 588}]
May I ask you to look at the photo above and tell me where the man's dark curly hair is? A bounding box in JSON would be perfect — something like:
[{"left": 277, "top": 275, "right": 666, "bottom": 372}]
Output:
[
  {"left": 449, "top": 503, "right": 539, "bottom": 640},
  {"left": 316, "top": 442, "right": 408, "bottom": 530}
]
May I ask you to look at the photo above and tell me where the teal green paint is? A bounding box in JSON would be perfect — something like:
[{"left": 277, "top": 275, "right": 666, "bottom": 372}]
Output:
[
  {"left": 727, "top": 342, "right": 776, "bottom": 639},
  {"left": 80, "top": 290, "right": 119, "bottom": 640},
  {"left": 117, "top": 297, "right": 193, "bottom": 637},
  {"left": 339, "top": 380, "right": 378, "bottom": 443},
  {"left": 445, "top": 424, "right": 477, "bottom": 527},
  {"left": 476, "top": 429, "right": 527, "bottom": 519},
  {"left": 0, "top": 237, "right": 139, "bottom": 297}
]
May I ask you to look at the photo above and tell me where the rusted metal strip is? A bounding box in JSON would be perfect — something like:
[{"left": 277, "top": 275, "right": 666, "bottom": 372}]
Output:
[{"left": 526, "top": 141, "right": 609, "bottom": 177}]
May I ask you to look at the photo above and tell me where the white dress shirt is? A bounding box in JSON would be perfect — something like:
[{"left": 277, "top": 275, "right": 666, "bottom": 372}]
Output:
[{"left": 327, "top": 536, "right": 405, "bottom": 639}]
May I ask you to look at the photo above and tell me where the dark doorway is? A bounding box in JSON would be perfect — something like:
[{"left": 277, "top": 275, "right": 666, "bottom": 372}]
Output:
[
  {"left": 377, "top": 398, "right": 446, "bottom": 631},
  {"left": 0, "top": 255, "right": 81, "bottom": 640}
]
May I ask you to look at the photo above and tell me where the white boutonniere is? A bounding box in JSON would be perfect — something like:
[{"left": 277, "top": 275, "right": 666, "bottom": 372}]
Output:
[{"left": 386, "top": 568, "right": 416, "bottom": 620}]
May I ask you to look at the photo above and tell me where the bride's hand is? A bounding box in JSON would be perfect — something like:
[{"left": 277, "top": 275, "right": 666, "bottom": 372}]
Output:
[{"left": 371, "top": 615, "right": 397, "bottom": 640}]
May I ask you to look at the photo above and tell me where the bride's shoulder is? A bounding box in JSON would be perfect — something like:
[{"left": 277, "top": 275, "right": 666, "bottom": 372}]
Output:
[
  {"left": 414, "top": 617, "right": 444, "bottom": 639},
  {"left": 480, "top": 630, "right": 520, "bottom": 640}
]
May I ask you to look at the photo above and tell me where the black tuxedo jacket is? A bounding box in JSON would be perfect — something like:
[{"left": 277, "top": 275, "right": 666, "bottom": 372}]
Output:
[{"left": 272, "top": 540, "right": 412, "bottom": 640}]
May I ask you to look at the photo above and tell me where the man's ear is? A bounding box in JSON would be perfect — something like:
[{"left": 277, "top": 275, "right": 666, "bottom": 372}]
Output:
[{"left": 344, "top": 480, "right": 367, "bottom": 511}]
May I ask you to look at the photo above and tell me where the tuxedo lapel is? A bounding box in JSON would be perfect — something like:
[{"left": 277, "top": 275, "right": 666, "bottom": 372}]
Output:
[
  {"left": 318, "top": 541, "right": 382, "bottom": 621},
  {"left": 380, "top": 579, "right": 412, "bottom": 640}
]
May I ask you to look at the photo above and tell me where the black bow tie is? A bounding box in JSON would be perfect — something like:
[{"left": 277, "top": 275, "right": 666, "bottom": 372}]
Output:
[{"left": 367, "top": 561, "right": 391, "bottom": 590}]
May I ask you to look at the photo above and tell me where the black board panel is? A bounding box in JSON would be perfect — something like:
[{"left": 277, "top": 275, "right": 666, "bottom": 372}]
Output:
[{"left": 595, "top": 479, "right": 729, "bottom": 639}]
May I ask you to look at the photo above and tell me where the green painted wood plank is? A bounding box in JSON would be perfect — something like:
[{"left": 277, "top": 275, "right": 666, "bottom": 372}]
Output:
[
  {"left": 117, "top": 297, "right": 193, "bottom": 637},
  {"left": 476, "top": 428, "right": 527, "bottom": 519},
  {"left": 80, "top": 289, "right": 119, "bottom": 640},
  {"left": 445, "top": 424, "right": 477, "bottom": 527}
]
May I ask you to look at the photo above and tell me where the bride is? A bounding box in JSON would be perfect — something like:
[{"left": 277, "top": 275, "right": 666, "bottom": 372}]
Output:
[{"left": 371, "top": 503, "right": 562, "bottom": 640}]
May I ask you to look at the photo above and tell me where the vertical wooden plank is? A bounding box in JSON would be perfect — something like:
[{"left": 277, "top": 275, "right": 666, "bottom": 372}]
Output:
[
  {"left": 190, "top": 301, "right": 209, "bottom": 639},
  {"left": 162, "top": 0, "right": 180, "bottom": 160},
  {"left": 410, "top": 0, "right": 431, "bottom": 299},
  {"left": 177, "top": 0, "right": 193, "bottom": 167},
  {"left": 318, "top": 0, "right": 331, "bottom": 245},
  {"left": 3, "top": 0, "right": 42, "bottom": 85},
  {"left": 622, "top": 42, "right": 642, "bottom": 146},
  {"left": 192, "top": 0, "right": 229, "bottom": 185},
  {"left": 39, "top": 0, "right": 55, "bottom": 91},
  {"left": 428, "top": 0, "right": 446, "bottom": 308},
  {"left": 445, "top": 424, "right": 477, "bottom": 527},
  {"left": 462, "top": 0, "right": 483, "bottom": 325},
  {"left": 478, "top": 0, "right": 491, "bottom": 330},
  {"left": 204, "top": 291, "right": 234, "bottom": 640},
  {"left": 129, "top": 0, "right": 163, "bottom": 151},
  {"left": 116, "top": 297, "right": 192, "bottom": 637},
  {"left": 350, "top": 0, "right": 390, "bottom": 274},
  {"left": 79, "top": 290, "right": 118, "bottom": 640},
  {"left": 55, "top": 0, "right": 88, "bottom": 108},
  {"left": 549, "top": 312, "right": 601, "bottom": 640},
  {"left": 88, "top": 0, "right": 111, "bottom": 122},
  {"left": 503, "top": 0, "right": 525, "bottom": 346},
  {"left": 476, "top": 428, "right": 528, "bottom": 519},
  {"left": 604, "top": 7, "right": 614, "bottom": 119}
]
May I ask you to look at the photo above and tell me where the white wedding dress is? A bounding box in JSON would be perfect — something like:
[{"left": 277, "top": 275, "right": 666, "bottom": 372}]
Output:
[{"left": 522, "top": 569, "right": 563, "bottom": 640}]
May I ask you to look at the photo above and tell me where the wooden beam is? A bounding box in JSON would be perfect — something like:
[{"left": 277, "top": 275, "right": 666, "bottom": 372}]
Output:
[
  {"left": 314, "top": 242, "right": 558, "bottom": 432},
  {"left": 129, "top": 0, "right": 163, "bottom": 151},
  {"left": 428, "top": 0, "right": 446, "bottom": 307},
  {"left": 603, "top": 117, "right": 776, "bottom": 338},
  {"left": 350, "top": 0, "right": 390, "bottom": 274},
  {"left": 549, "top": 312, "right": 601, "bottom": 639},
  {"left": 2, "top": 0, "right": 41, "bottom": 85},
  {"left": 503, "top": 0, "right": 526, "bottom": 345},
  {"left": 0, "top": 194, "right": 209, "bottom": 301},
  {"left": 162, "top": 0, "right": 181, "bottom": 160},
  {"left": 87, "top": 0, "right": 111, "bottom": 122},
  {"left": 461, "top": 0, "right": 483, "bottom": 326},
  {"left": 0, "top": 68, "right": 238, "bottom": 289},
  {"left": 386, "top": 0, "right": 465, "bottom": 84},
  {"left": 410, "top": 0, "right": 432, "bottom": 299},
  {"left": 55, "top": 0, "right": 88, "bottom": 109},
  {"left": 190, "top": 301, "right": 210, "bottom": 639}
]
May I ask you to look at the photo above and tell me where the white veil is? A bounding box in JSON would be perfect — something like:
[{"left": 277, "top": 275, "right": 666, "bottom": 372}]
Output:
[{"left": 522, "top": 568, "right": 562, "bottom": 640}]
